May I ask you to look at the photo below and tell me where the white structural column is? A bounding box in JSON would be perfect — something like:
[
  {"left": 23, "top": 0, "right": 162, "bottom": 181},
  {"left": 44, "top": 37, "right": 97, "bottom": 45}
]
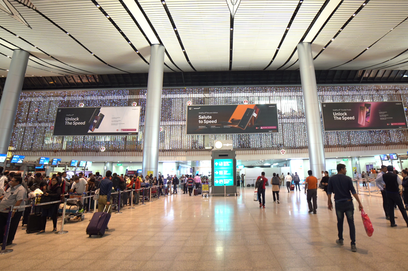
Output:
[
  {"left": 142, "top": 45, "right": 165, "bottom": 177},
  {"left": 297, "top": 42, "right": 325, "bottom": 176},
  {"left": 0, "top": 49, "right": 29, "bottom": 154}
]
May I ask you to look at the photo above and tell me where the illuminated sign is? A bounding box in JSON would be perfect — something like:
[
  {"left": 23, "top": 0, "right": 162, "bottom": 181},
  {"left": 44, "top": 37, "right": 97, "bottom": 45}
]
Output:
[{"left": 214, "top": 159, "right": 234, "bottom": 186}]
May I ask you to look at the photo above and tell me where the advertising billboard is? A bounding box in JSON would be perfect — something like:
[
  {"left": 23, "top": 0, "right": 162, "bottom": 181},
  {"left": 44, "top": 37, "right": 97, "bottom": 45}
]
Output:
[
  {"left": 213, "top": 159, "right": 234, "bottom": 186},
  {"left": 53, "top": 107, "right": 141, "bottom": 136},
  {"left": 187, "top": 104, "right": 278, "bottom": 134},
  {"left": 322, "top": 102, "right": 407, "bottom": 131}
]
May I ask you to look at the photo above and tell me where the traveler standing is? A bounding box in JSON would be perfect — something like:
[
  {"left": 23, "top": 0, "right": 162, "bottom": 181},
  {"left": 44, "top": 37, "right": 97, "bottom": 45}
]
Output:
[
  {"left": 241, "top": 173, "right": 245, "bottom": 187},
  {"left": 402, "top": 170, "right": 408, "bottom": 209},
  {"left": 375, "top": 165, "right": 389, "bottom": 219},
  {"left": 0, "top": 176, "right": 26, "bottom": 246},
  {"left": 194, "top": 174, "right": 201, "bottom": 190},
  {"left": 293, "top": 172, "right": 301, "bottom": 191},
  {"left": 180, "top": 175, "right": 186, "bottom": 194},
  {"left": 271, "top": 173, "right": 280, "bottom": 204},
  {"left": 256, "top": 172, "right": 267, "bottom": 208},
  {"left": 378, "top": 166, "right": 408, "bottom": 227},
  {"left": 187, "top": 175, "right": 194, "bottom": 196},
  {"left": 173, "top": 175, "right": 179, "bottom": 194},
  {"left": 305, "top": 170, "right": 318, "bottom": 214},
  {"left": 285, "top": 173, "right": 292, "bottom": 192},
  {"left": 327, "top": 164, "right": 363, "bottom": 252},
  {"left": 280, "top": 173, "right": 285, "bottom": 187},
  {"left": 98, "top": 171, "right": 112, "bottom": 213},
  {"left": 39, "top": 177, "right": 61, "bottom": 232}
]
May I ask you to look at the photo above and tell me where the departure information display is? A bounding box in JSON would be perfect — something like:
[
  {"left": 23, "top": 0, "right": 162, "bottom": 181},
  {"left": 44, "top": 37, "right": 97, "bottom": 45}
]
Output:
[{"left": 213, "top": 159, "right": 234, "bottom": 186}]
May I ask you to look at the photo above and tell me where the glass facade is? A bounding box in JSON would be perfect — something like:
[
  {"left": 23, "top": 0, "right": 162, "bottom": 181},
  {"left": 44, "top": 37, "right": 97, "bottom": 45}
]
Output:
[{"left": 10, "top": 85, "right": 408, "bottom": 152}]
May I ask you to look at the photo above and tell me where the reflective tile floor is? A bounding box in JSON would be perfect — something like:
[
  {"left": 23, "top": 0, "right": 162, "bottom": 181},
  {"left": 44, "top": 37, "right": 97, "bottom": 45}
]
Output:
[{"left": 1, "top": 186, "right": 407, "bottom": 270}]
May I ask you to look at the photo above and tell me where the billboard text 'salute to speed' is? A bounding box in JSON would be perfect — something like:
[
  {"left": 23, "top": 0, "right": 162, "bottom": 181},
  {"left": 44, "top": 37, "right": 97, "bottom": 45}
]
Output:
[
  {"left": 53, "top": 107, "right": 141, "bottom": 136},
  {"left": 187, "top": 104, "right": 278, "bottom": 134},
  {"left": 321, "top": 102, "right": 407, "bottom": 131}
]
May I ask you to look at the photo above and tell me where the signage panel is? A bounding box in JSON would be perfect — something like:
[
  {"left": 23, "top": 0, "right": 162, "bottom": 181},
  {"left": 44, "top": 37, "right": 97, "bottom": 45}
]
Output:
[
  {"left": 187, "top": 104, "right": 278, "bottom": 134},
  {"left": 322, "top": 102, "right": 407, "bottom": 131},
  {"left": 53, "top": 106, "right": 141, "bottom": 136},
  {"left": 213, "top": 159, "right": 234, "bottom": 186},
  {"left": 11, "top": 155, "right": 25, "bottom": 164},
  {"left": 39, "top": 157, "right": 50, "bottom": 165}
]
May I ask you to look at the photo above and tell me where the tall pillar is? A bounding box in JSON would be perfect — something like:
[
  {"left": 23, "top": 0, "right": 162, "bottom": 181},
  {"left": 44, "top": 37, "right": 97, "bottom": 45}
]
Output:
[
  {"left": 297, "top": 43, "right": 325, "bottom": 176},
  {"left": 0, "top": 50, "right": 29, "bottom": 154},
  {"left": 142, "top": 45, "right": 165, "bottom": 177}
]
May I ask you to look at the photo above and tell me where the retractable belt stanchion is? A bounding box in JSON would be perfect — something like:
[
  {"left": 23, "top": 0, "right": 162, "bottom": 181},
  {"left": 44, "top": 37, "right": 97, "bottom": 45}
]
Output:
[
  {"left": 88, "top": 192, "right": 92, "bottom": 212},
  {"left": 142, "top": 188, "right": 145, "bottom": 205},
  {"left": 0, "top": 206, "right": 14, "bottom": 254},
  {"left": 117, "top": 189, "right": 122, "bottom": 213},
  {"left": 94, "top": 197, "right": 98, "bottom": 213},
  {"left": 149, "top": 187, "right": 152, "bottom": 201},
  {"left": 56, "top": 198, "right": 68, "bottom": 234},
  {"left": 129, "top": 188, "right": 135, "bottom": 209}
]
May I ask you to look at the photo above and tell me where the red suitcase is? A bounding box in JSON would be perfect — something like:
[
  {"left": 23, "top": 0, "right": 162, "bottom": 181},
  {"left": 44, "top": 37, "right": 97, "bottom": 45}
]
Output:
[{"left": 290, "top": 184, "right": 295, "bottom": 191}]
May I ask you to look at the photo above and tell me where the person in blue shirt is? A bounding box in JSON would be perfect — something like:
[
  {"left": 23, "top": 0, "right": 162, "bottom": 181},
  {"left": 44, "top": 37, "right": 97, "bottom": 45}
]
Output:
[
  {"left": 327, "top": 164, "right": 363, "bottom": 253},
  {"left": 98, "top": 171, "right": 113, "bottom": 213}
]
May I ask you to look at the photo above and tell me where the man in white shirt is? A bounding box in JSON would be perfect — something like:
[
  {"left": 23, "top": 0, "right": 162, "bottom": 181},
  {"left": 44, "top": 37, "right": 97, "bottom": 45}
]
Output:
[
  {"left": 0, "top": 170, "right": 9, "bottom": 196},
  {"left": 70, "top": 176, "right": 88, "bottom": 194},
  {"left": 375, "top": 165, "right": 389, "bottom": 219},
  {"left": 285, "top": 173, "right": 292, "bottom": 193}
]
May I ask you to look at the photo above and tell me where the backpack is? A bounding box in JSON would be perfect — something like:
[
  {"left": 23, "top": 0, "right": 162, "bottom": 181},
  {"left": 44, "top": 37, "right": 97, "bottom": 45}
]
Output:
[
  {"left": 256, "top": 177, "right": 264, "bottom": 189},
  {"left": 119, "top": 179, "right": 126, "bottom": 191}
]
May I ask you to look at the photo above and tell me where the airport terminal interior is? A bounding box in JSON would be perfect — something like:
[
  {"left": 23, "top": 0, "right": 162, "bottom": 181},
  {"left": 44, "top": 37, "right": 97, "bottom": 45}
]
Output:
[{"left": 1, "top": 0, "right": 408, "bottom": 270}]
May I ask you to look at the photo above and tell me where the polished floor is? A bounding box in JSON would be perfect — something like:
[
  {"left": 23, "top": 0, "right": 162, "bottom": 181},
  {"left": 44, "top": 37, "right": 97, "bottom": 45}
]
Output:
[{"left": 0, "top": 185, "right": 407, "bottom": 271}]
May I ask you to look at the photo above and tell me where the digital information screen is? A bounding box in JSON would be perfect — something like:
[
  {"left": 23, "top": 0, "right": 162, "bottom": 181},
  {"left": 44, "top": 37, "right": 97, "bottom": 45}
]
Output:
[
  {"left": 11, "top": 155, "right": 25, "bottom": 164},
  {"left": 53, "top": 106, "right": 141, "bottom": 136},
  {"left": 70, "top": 160, "right": 78, "bottom": 167},
  {"left": 213, "top": 159, "right": 234, "bottom": 186},
  {"left": 78, "top": 161, "right": 87, "bottom": 167},
  {"left": 39, "top": 157, "right": 50, "bottom": 165},
  {"left": 187, "top": 104, "right": 278, "bottom": 135},
  {"left": 0, "top": 154, "right": 6, "bottom": 163},
  {"left": 51, "top": 158, "right": 61, "bottom": 166},
  {"left": 322, "top": 102, "right": 407, "bottom": 131}
]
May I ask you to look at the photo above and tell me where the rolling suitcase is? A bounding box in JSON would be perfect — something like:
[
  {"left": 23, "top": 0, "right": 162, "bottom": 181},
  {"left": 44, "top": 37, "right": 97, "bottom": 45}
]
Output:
[
  {"left": 26, "top": 213, "right": 43, "bottom": 233},
  {"left": 86, "top": 206, "right": 111, "bottom": 237},
  {"left": 290, "top": 184, "right": 295, "bottom": 191}
]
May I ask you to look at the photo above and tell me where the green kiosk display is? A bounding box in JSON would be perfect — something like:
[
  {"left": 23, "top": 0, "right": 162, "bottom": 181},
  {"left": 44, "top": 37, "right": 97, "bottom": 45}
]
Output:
[{"left": 211, "top": 150, "right": 237, "bottom": 196}]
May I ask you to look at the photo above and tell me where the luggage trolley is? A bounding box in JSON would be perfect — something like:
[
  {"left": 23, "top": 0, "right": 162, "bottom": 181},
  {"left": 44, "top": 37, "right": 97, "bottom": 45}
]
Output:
[{"left": 202, "top": 184, "right": 209, "bottom": 198}]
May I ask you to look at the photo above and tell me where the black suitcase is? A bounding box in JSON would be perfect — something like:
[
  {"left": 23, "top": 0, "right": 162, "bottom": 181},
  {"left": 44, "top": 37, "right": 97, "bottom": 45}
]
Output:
[
  {"left": 22, "top": 206, "right": 31, "bottom": 226},
  {"left": 26, "top": 214, "right": 43, "bottom": 233},
  {"left": 86, "top": 206, "right": 111, "bottom": 237}
]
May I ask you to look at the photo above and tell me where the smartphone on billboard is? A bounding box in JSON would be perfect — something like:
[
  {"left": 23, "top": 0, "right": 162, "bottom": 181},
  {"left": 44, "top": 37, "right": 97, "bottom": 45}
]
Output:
[
  {"left": 358, "top": 106, "right": 366, "bottom": 126},
  {"left": 365, "top": 103, "right": 371, "bottom": 123},
  {"left": 238, "top": 108, "right": 255, "bottom": 130}
]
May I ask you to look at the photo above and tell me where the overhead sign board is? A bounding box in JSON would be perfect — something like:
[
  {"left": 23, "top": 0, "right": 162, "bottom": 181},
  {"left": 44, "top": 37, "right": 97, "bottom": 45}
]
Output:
[
  {"left": 53, "top": 106, "right": 141, "bottom": 136},
  {"left": 187, "top": 104, "right": 278, "bottom": 134}
]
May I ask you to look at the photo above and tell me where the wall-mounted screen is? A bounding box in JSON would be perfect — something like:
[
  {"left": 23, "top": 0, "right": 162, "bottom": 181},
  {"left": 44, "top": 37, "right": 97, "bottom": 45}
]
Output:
[
  {"left": 389, "top": 153, "right": 398, "bottom": 160},
  {"left": 39, "top": 157, "right": 50, "bottom": 165},
  {"left": 78, "top": 161, "right": 86, "bottom": 167},
  {"left": 322, "top": 102, "right": 407, "bottom": 131},
  {"left": 0, "top": 154, "right": 7, "bottom": 163},
  {"left": 187, "top": 104, "right": 278, "bottom": 134},
  {"left": 51, "top": 158, "right": 61, "bottom": 166},
  {"left": 70, "top": 160, "right": 78, "bottom": 167},
  {"left": 380, "top": 154, "right": 389, "bottom": 161},
  {"left": 11, "top": 155, "right": 25, "bottom": 164},
  {"left": 53, "top": 106, "right": 141, "bottom": 136}
]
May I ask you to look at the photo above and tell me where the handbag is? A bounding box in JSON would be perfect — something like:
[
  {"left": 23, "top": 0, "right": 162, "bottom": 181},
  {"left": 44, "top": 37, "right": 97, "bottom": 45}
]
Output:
[
  {"left": 361, "top": 209, "right": 374, "bottom": 237},
  {"left": 94, "top": 188, "right": 100, "bottom": 200}
]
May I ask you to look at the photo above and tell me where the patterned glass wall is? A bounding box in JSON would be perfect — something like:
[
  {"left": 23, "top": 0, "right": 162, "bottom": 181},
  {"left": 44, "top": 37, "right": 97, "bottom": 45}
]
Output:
[{"left": 10, "top": 85, "right": 408, "bottom": 152}]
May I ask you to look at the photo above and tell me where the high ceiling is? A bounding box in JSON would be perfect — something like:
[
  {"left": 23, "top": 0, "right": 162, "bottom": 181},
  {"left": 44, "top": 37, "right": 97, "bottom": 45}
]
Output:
[{"left": 0, "top": 0, "right": 408, "bottom": 80}]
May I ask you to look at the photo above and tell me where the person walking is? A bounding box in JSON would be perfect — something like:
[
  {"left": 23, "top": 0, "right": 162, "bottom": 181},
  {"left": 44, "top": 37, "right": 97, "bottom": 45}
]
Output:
[
  {"left": 327, "top": 164, "right": 363, "bottom": 253},
  {"left": 98, "top": 171, "right": 112, "bottom": 213},
  {"left": 256, "top": 172, "right": 268, "bottom": 208},
  {"left": 285, "top": 173, "right": 292, "bottom": 192},
  {"left": 375, "top": 165, "right": 389, "bottom": 219},
  {"left": 173, "top": 175, "right": 179, "bottom": 194},
  {"left": 320, "top": 171, "right": 329, "bottom": 195},
  {"left": 305, "top": 170, "right": 318, "bottom": 214},
  {"left": 187, "top": 175, "right": 194, "bottom": 196},
  {"left": 293, "top": 172, "right": 301, "bottom": 191},
  {"left": 378, "top": 166, "right": 408, "bottom": 227},
  {"left": 271, "top": 173, "right": 280, "bottom": 204}
]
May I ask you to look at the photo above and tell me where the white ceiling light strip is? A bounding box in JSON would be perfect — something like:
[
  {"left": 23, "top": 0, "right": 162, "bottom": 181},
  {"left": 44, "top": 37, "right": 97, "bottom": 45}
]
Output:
[
  {"left": 123, "top": 0, "right": 160, "bottom": 44},
  {"left": 303, "top": 0, "right": 343, "bottom": 43}
]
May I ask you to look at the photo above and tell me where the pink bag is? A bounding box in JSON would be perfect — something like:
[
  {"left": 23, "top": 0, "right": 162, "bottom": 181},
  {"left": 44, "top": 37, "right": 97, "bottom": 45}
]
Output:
[{"left": 361, "top": 209, "right": 374, "bottom": 237}]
